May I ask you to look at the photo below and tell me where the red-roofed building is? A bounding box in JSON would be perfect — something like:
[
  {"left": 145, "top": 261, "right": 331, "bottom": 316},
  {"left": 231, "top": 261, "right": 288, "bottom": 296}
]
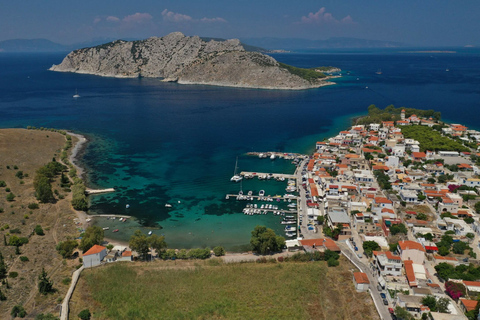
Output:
[
  {"left": 299, "top": 238, "right": 340, "bottom": 252},
  {"left": 411, "top": 152, "right": 426, "bottom": 161},
  {"left": 83, "top": 245, "right": 107, "bottom": 267},
  {"left": 373, "top": 251, "right": 403, "bottom": 276},
  {"left": 398, "top": 241, "right": 425, "bottom": 265},
  {"left": 404, "top": 260, "right": 417, "bottom": 287},
  {"left": 353, "top": 272, "right": 370, "bottom": 292},
  {"left": 460, "top": 298, "right": 478, "bottom": 313},
  {"left": 463, "top": 281, "right": 480, "bottom": 293},
  {"left": 118, "top": 250, "right": 133, "bottom": 262}
]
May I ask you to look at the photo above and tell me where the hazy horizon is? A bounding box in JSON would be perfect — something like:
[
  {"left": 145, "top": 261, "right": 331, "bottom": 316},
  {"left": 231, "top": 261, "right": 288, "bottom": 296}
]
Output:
[{"left": 1, "top": 1, "right": 479, "bottom": 47}]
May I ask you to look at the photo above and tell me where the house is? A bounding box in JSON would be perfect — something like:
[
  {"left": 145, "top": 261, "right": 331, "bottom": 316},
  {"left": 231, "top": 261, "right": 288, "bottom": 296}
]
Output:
[
  {"left": 463, "top": 280, "right": 480, "bottom": 293},
  {"left": 373, "top": 251, "right": 403, "bottom": 276},
  {"left": 398, "top": 241, "right": 426, "bottom": 265},
  {"left": 299, "top": 238, "right": 340, "bottom": 252},
  {"left": 462, "top": 178, "right": 480, "bottom": 188},
  {"left": 118, "top": 250, "right": 133, "bottom": 262},
  {"left": 411, "top": 152, "right": 426, "bottom": 162},
  {"left": 459, "top": 298, "right": 478, "bottom": 313},
  {"left": 82, "top": 245, "right": 107, "bottom": 268},
  {"left": 353, "top": 272, "right": 370, "bottom": 292},
  {"left": 399, "top": 190, "right": 419, "bottom": 204}
]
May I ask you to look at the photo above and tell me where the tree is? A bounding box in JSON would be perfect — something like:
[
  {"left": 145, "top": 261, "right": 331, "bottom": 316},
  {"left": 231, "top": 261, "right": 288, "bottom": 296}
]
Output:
[
  {"left": 327, "top": 258, "right": 339, "bottom": 267},
  {"left": 390, "top": 223, "right": 408, "bottom": 235},
  {"left": 416, "top": 213, "right": 428, "bottom": 220},
  {"left": 129, "top": 230, "right": 150, "bottom": 260},
  {"left": 389, "top": 242, "right": 399, "bottom": 252},
  {"left": 34, "top": 225, "right": 45, "bottom": 236},
  {"left": 78, "top": 309, "right": 91, "bottom": 320},
  {"left": 38, "top": 267, "right": 54, "bottom": 295},
  {"left": 435, "top": 262, "right": 455, "bottom": 280},
  {"left": 0, "top": 251, "right": 6, "bottom": 279},
  {"left": 148, "top": 234, "right": 167, "bottom": 257},
  {"left": 363, "top": 241, "right": 381, "bottom": 257},
  {"left": 213, "top": 246, "right": 226, "bottom": 256},
  {"left": 317, "top": 216, "right": 325, "bottom": 224},
  {"left": 436, "top": 297, "right": 450, "bottom": 313},
  {"left": 79, "top": 226, "right": 104, "bottom": 252},
  {"left": 34, "top": 175, "right": 54, "bottom": 203},
  {"left": 394, "top": 306, "right": 414, "bottom": 320},
  {"left": 475, "top": 202, "right": 480, "bottom": 214},
  {"left": 56, "top": 240, "right": 78, "bottom": 258},
  {"left": 421, "top": 295, "right": 437, "bottom": 311},
  {"left": 11, "top": 305, "right": 27, "bottom": 318},
  {"left": 250, "top": 225, "right": 285, "bottom": 255},
  {"left": 452, "top": 241, "right": 469, "bottom": 254},
  {"left": 6, "top": 192, "right": 15, "bottom": 202}
]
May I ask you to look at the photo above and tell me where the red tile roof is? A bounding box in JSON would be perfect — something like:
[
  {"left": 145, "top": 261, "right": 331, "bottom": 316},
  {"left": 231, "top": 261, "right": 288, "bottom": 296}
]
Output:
[
  {"left": 122, "top": 250, "right": 132, "bottom": 257},
  {"left": 83, "top": 244, "right": 106, "bottom": 256},
  {"left": 398, "top": 241, "right": 425, "bottom": 252},
  {"left": 404, "top": 260, "right": 417, "bottom": 287},
  {"left": 412, "top": 152, "right": 426, "bottom": 158},
  {"left": 353, "top": 272, "right": 370, "bottom": 284},
  {"left": 463, "top": 280, "right": 480, "bottom": 287},
  {"left": 460, "top": 298, "right": 478, "bottom": 312},
  {"left": 375, "top": 197, "right": 392, "bottom": 204},
  {"left": 299, "top": 238, "right": 340, "bottom": 252}
]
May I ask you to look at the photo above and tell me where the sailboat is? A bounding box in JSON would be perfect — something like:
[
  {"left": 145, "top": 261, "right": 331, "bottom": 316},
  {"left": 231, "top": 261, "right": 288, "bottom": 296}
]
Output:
[
  {"left": 73, "top": 89, "right": 80, "bottom": 98},
  {"left": 230, "top": 156, "right": 243, "bottom": 182}
]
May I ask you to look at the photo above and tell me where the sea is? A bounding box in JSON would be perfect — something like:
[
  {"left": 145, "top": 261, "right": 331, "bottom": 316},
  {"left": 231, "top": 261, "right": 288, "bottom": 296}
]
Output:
[{"left": 0, "top": 47, "right": 479, "bottom": 250}]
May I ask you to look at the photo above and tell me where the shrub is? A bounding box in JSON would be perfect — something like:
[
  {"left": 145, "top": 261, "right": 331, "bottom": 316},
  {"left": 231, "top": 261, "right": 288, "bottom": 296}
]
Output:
[
  {"left": 0, "top": 181, "right": 6, "bottom": 187},
  {"left": 8, "top": 235, "right": 28, "bottom": 246},
  {"left": 62, "top": 277, "right": 71, "bottom": 285},
  {"left": 10, "top": 228, "right": 21, "bottom": 234},
  {"left": 277, "top": 256, "right": 284, "bottom": 262},
  {"left": 327, "top": 257, "right": 339, "bottom": 267},
  {"left": 20, "top": 256, "right": 29, "bottom": 262},
  {"left": 15, "top": 171, "right": 24, "bottom": 179},
  {"left": 28, "top": 203, "right": 39, "bottom": 210},
  {"left": 6, "top": 192, "right": 15, "bottom": 202},
  {"left": 445, "top": 281, "right": 466, "bottom": 300},
  {"left": 256, "top": 257, "right": 267, "bottom": 263},
  {"left": 35, "top": 225, "right": 45, "bottom": 236},
  {"left": 213, "top": 246, "right": 226, "bottom": 256},
  {"left": 9, "top": 271, "right": 18, "bottom": 278},
  {"left": 35, "top": 313, "right": 60, "bottom": 320},
  {"left": 78, "top": 309, "right": 91, "bottom": 320}
]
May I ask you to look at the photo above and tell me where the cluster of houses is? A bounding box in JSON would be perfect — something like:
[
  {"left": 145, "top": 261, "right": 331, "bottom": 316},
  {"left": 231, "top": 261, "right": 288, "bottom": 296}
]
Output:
[{"left": 293, "top": 111, "right": 480, "bottom": 319}]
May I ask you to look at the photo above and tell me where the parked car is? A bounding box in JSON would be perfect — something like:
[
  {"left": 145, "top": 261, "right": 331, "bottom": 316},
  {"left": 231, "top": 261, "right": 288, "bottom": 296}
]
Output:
[
  {"left": 383, "top": 299, "right": 388, "bottom": 305},
  {"left": 380, "top": 293, "right": 386, "bottom": 299}
]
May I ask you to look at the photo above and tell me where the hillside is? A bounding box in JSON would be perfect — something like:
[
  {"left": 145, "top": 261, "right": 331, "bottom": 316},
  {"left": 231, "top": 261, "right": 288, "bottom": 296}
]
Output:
[
  {"left": 0, "top": 129, "right": 81, "bottom": 319},
  {"left": 50, "top": 32, "right": 337, "bottom": 90}
]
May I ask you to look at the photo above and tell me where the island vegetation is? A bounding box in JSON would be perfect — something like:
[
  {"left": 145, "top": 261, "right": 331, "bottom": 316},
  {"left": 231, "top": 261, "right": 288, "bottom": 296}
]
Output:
[
  {"left": 400, "top": 125, "right": 469, "bottom": 152},
  {"left": 355, "top": 104, "right": 441, "bottom": 125},
  {"left": 278, "top": 62, "right": 327, "bottom": 82}
]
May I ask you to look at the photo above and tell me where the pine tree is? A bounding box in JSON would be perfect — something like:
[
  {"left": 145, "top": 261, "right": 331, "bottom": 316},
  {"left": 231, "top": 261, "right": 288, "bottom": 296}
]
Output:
[
  {"left": 38, "top": 267, "right": 53, "bottom": 295},
  {"left": 0, "top": 251, "right": 6, "bottom": 279}
]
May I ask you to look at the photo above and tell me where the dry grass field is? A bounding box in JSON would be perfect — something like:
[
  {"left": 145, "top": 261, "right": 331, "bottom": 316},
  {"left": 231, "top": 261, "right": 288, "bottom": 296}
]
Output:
[
  {"left": 0, "top": 128, "right": 82, "bottom": 319},
  {"left": 69, "top": 257, "right": 379, "bottom": 320}
]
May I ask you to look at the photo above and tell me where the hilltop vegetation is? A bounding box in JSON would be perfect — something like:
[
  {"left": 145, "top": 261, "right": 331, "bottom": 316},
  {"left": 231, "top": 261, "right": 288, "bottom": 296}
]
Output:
[
  {"left": 401, "top": 125, "right": 469, "bottom": 152},
  {"left": 278, "top": 63, "right": 327, "bottom": 82},
  {"left": 355, "top": 104, "right": 441, "bottom": 125}
]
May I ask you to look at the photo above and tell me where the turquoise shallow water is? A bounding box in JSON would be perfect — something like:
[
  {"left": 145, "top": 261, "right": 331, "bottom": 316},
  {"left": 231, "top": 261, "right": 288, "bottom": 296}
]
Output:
[{"left": 0, "top": 49, "right": 479, "bottom": 249}]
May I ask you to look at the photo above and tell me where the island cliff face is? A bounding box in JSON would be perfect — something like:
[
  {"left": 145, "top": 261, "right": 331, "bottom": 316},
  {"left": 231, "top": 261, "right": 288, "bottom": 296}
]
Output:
[{"left": 50, "top": 32, "right": 335, "bottom": 90}]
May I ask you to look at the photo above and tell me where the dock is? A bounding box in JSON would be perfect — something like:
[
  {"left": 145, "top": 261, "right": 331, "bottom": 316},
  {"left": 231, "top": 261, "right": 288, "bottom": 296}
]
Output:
[
  {"left": 225, "top": 194, "right": 298, "bottom": 201},
  {"left": 85, "top": 188, "right": 115, "bottom": 195},
  {"left": 239, "top": 171, "right": 296, "bottom": 180}
]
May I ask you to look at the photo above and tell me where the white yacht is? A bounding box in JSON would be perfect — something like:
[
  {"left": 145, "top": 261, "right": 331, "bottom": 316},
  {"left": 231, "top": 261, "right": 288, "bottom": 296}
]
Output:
[
  {"left": 270, "top": 153, "right": 276, "bottom": 160},
  {"left": 148, "top": 231, "right": 153, "bottom": 235},
  {"left": 230, "top": 156, "right": 243, "bottom": 182},
  {"left": 73, "top": 89, "right": 80, "bottom": 98},
  {"left": 165, "top": 204, "right": 172, "bottom": 208}
]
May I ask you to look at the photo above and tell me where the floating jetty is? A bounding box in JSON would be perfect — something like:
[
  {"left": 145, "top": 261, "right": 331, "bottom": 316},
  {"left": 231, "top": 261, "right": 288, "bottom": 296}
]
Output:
[
  {"left": 85, "top": 188, "right": 115, "bottom": 195},
  {"left": 239, "top": 171, "right": 296, "bottom": 180},
  {"left": 247, "top": 151, "right": 307, "bottom": 160}
]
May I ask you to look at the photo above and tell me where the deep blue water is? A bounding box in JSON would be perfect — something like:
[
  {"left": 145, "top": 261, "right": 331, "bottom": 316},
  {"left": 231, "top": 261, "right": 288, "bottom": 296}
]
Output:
[{"left": 0, "top": 48, "right": 479, "bottom": 249}]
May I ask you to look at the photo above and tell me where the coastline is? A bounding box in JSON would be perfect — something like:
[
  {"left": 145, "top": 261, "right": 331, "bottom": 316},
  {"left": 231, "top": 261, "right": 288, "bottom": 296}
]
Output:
[{"left": 67, "top": 131, "right": 88, "bottom": 178}]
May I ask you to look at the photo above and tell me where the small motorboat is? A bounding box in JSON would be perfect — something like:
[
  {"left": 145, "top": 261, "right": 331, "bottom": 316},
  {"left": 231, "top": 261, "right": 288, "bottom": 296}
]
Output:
[
  {"left": 148, "top": 231, "right": 153, "bottom": 235},
  {"left": 165, "top": 204, "right": 172, "bottom": 208},
  {"left": 112, "top": 229, "right": 119, "bottom": 233}
]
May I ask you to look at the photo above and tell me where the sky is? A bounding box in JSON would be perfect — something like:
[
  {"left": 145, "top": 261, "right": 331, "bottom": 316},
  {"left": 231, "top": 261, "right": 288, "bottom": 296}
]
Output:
[{"left": 0, "top": 0, "right": 479, "bottom": 47}]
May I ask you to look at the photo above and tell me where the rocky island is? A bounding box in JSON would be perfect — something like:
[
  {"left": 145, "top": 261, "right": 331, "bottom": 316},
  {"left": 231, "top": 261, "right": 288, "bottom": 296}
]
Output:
[{"left": 50, "top": 32, "right": 338, "bottom": 90}]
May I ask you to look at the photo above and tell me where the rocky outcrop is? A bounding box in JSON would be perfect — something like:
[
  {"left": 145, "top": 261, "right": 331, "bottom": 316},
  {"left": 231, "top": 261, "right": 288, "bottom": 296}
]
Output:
[{"left": 50, "top": 32, "right": 335, "bottom": 90}]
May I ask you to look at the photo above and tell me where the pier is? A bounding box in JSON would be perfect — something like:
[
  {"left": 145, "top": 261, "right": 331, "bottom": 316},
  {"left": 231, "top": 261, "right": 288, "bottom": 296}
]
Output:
[
  {"left": 239, "top": 171, "right": 296, "bottom": 180},
  {"left": 225, "top": 194, "right": 298, "bottom": 201},
  {"left": 85, "top": 188, "right": 115, "bottom": 195}
]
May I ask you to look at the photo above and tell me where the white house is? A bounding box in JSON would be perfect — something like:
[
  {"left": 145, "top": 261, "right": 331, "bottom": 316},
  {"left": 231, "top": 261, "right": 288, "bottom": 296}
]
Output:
[
  {"left": 399, "top": 190, "right": 419, "bottom": 204},
  {"left": 398, "top": 241, "right": 425, "bottom": 265},
  {"left": 373, "top": 251, "right": 403, "bottom": 276},
  {"left": 83, "top": 245, "right": 107, "bottom": 268},
  {"left": 353, "top": 272, "right": 370, "bottom": 292}
]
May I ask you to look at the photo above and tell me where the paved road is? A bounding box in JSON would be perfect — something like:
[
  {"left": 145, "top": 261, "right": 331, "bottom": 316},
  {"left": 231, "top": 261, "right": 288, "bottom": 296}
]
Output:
[{"left": 338, "top": 242, "right": 392, "bottom": 320}]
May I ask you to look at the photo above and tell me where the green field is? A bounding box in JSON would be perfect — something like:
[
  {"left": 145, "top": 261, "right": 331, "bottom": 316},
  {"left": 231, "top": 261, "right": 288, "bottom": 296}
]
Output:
[{"left": 71, "top": 258, "right": 378, "bottom": 320}]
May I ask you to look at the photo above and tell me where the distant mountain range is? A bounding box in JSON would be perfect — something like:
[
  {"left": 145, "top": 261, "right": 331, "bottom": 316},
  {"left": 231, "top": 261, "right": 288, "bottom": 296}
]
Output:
[
  {"left": 239, "top": 37, "right": 404, "bottom": 50},
  {"left": 0, "top": 36, "right": 404, "bottom": 53}
]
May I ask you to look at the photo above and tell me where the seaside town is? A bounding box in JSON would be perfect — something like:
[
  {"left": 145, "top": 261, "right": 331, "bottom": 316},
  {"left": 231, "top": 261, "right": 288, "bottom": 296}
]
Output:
[
  {"left": 274, "top": 107, "right": 480, "bottom": 320},
  {"left": 69, "top": 106, "right": 480, "bottom": 319}
]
